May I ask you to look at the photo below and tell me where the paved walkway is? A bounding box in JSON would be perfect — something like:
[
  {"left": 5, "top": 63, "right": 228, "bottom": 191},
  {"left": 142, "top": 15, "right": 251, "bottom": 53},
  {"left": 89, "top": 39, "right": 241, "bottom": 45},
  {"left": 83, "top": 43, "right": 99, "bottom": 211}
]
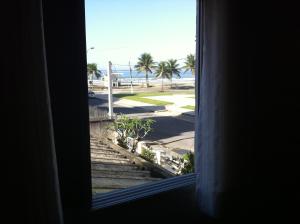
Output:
[
  {"left": 145, "top": 94, "right": 195, "bottom": 116},
  {"left": 113, "top": 94, "right": 195, "bottom": 117},
  {"left": 113, "top": 97, "right": 166, "bottom": 112}
]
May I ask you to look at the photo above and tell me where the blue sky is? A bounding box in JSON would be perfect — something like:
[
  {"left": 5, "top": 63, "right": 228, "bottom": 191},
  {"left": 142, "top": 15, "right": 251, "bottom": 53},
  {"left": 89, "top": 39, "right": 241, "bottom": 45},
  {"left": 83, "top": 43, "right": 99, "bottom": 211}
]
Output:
[{"left": 85, "top": 0, "right": 196, "bottom": 70}]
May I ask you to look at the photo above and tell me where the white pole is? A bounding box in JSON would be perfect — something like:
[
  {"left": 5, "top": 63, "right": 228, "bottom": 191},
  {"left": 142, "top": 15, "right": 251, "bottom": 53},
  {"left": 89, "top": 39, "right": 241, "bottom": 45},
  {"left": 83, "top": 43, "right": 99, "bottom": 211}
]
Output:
[
  {"left": 107, "top": 61, "right": 113, "bottom": 119},
  {"left": 129, "top": 61, "right": 133, "bottom": 94}
]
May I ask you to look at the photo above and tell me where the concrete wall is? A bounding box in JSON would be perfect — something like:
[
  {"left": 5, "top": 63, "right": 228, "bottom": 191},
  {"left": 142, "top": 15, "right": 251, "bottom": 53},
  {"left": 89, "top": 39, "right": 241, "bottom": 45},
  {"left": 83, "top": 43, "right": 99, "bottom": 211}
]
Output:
[{"left": 89, "top": 120, "right": 114, "bottom": 140}]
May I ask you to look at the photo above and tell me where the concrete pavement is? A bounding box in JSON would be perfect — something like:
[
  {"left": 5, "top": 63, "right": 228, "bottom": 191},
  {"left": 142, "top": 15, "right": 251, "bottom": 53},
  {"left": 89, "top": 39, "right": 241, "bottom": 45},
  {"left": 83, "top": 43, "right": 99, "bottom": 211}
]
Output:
[{"left": 89, "top": 93, "right": 195, "bottom": 156}]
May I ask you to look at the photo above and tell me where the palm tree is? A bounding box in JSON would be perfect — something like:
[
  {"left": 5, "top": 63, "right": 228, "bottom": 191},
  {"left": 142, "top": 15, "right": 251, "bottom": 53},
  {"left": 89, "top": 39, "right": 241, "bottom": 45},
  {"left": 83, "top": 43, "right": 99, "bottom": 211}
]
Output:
[
  {"left": 183, "top": 54, "right": 195, "bottom": 76},
  {"left": 155, "top": 61, "right": 171, "bottom": 92},
  {"left": 134, "top": 53, "right": 155, "bottom": 88},
  {"left": 167, "top": 59, "right": 181, "bottom": 88}
]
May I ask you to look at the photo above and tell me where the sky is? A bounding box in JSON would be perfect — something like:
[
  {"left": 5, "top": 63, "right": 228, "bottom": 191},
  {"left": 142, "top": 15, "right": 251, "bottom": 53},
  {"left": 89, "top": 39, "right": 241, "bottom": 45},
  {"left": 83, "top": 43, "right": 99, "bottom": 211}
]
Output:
[{"left": 85, "top": 0, "right": 196, "bottom": 70}]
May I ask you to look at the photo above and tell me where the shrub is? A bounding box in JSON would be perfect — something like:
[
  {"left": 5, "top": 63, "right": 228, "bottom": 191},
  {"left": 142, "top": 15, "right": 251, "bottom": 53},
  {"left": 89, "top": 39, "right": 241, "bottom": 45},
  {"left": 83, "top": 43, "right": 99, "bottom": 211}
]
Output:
[
  {"left": 113, "top": 115, "right": 155, "bottom": 151},
  {"left": 180, "top": 152, "right": 194, "bottom": 174},
  {"left": 141, "top": 148, "right": 155, "bottom": 163}
]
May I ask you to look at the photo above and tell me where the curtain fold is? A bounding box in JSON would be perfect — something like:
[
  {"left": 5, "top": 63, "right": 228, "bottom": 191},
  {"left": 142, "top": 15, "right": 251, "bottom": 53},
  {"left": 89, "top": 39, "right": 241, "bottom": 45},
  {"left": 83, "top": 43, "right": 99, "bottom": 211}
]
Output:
[
  {"left": 195, "top": 0, "right": 300, "bottom": 220},
  {"left": 195, "top": 0, "right": 237, "bottom": 218},
  {"left": 5, "top": 0, "right": 64, "bottom": 223}
]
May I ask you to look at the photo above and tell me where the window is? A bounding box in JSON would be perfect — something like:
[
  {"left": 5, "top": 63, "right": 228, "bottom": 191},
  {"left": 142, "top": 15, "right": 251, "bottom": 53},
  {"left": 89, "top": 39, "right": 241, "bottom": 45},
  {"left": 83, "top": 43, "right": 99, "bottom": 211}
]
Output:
[
  {"left": 43, "top": 0, "right": 200, "bottom": 220},
  {"left": 84, "top": 0, "right": 198, "bottom": 203}
]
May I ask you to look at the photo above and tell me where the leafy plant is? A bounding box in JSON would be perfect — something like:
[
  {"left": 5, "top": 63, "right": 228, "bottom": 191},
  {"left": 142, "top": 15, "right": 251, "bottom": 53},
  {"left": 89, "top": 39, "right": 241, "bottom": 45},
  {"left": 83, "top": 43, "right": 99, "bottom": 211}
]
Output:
[
  {"left": 113, "top": 115, "right": 155, "bottom": 151},
  {"left": 141, "top": 148, "right": 155, "bottom": 163},
  {"left": 180, "top": 152, "right": 194, "bottom": 174}
]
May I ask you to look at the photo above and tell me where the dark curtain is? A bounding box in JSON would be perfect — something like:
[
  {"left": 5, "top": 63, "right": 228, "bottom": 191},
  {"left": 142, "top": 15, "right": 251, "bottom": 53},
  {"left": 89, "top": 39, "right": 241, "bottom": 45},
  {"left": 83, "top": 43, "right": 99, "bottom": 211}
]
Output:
[
  {"left": 3, "top": 0, "right": 64, "bottom": 223},
  {"left": 195, "top": 0, "right": 300, "bottom": 221}
]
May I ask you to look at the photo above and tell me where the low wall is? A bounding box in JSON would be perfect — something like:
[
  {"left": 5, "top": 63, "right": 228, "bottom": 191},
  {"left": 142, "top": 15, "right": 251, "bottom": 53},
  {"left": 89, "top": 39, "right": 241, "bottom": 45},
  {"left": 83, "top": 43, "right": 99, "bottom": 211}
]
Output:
[{"left": 89, "top": 119, "right": 114, "bottom": 140}]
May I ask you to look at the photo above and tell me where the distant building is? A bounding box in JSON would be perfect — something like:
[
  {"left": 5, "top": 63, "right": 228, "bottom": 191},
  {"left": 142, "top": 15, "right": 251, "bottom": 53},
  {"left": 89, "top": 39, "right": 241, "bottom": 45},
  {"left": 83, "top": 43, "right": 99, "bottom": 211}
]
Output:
[{"left": 103, "top": 72, "right": 122, "bottom": 87}]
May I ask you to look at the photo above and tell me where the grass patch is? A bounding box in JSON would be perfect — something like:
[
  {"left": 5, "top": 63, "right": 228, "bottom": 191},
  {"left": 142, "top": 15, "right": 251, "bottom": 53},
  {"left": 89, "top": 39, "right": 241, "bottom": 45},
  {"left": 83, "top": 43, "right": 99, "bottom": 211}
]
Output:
[
  {"left": 181, "top": 105, "right": 195, "bottom": 110},
  {"left": 114, "top": 92, "right": 173, "bottom": 106},
  {"left": 128, "top": 92, "right": 173, "bottom": 97}
]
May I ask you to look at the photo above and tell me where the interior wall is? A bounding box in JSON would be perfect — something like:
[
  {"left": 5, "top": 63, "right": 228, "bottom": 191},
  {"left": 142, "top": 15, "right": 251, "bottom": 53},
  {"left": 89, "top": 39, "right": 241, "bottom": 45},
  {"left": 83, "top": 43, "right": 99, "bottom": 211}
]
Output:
[{"left": 243, "top": 2, "right": 300, "bottom": 219}]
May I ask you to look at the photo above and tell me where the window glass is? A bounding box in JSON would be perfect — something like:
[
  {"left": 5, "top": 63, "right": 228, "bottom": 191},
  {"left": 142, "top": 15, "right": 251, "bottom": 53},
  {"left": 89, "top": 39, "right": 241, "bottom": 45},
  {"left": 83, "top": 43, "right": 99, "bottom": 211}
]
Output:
[{"left": 85, "top": 0, "right": 196, "bottom": 197}]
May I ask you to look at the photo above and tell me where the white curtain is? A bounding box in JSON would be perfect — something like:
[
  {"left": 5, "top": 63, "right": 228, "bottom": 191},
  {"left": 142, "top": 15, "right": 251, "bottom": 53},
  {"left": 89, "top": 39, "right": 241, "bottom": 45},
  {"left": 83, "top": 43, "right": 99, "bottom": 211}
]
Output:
[{"left": 195, "top": 0, "right": 231, "bottom": 218}]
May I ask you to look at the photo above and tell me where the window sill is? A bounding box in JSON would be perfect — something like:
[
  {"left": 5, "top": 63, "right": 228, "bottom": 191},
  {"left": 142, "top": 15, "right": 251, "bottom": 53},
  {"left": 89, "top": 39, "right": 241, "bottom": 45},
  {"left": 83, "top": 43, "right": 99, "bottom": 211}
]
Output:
[{"left": 92, "top": 173, "right": 196, "bottom": 210}]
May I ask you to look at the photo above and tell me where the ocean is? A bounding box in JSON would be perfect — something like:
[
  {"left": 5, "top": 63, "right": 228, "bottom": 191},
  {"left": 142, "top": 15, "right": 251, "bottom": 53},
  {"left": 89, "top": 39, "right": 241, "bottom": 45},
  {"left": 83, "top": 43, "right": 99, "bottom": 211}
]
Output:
[
  {"left": 91, "top": 70, "right": 195, "bottom": 84},
  {"left": 112, "top": 70, "right": 194, "bottom": 79}
]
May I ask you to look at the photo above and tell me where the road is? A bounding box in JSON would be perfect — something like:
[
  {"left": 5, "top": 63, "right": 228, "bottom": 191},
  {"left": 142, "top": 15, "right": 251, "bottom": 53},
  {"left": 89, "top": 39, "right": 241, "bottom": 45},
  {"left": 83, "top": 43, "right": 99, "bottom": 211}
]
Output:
[{"left": 88, "top": 94, "right": 195, "bottom": 154}]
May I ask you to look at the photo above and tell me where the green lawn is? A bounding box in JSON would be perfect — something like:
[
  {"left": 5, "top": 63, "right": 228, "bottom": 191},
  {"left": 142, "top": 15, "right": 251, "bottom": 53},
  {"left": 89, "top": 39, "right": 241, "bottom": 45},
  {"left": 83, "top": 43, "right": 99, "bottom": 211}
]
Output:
[
  {"left": 114, "top": 92, "right": 173, "bottom": 106},
  {"left": 181, "top": 105, "right": 195, "bottom": 110}
]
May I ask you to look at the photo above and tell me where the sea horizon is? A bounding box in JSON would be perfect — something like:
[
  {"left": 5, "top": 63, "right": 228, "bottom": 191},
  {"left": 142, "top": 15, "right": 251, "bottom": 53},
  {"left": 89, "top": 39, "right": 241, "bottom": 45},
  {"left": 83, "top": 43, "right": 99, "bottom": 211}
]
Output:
[{"left": 93, "top": 70, "right": 194, "bottom": 80}]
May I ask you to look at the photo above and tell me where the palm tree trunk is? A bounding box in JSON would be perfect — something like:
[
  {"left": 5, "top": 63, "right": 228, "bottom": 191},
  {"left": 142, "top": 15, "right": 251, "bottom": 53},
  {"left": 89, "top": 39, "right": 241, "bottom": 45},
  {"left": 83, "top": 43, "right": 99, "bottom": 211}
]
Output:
[
  {"left": 161, "top": 77, "right": 164, "bottom": 92},
  {"left": 146, "top": 71, "right": 149, "bottom": 88}
]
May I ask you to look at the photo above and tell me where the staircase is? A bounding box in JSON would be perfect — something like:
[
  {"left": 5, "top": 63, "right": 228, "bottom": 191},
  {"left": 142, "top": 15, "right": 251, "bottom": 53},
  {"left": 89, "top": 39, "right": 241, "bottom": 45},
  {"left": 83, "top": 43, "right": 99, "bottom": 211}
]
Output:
[{"left": 90, "top": 136, "right": 163, "bottom": 194}]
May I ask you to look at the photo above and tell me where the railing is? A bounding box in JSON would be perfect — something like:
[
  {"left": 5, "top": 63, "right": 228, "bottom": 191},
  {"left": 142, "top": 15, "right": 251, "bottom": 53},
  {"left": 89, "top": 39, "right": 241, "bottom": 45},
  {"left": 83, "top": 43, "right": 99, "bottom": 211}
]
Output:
[{"left": 88, "top": 77, "right": 195, "bottom": 87}]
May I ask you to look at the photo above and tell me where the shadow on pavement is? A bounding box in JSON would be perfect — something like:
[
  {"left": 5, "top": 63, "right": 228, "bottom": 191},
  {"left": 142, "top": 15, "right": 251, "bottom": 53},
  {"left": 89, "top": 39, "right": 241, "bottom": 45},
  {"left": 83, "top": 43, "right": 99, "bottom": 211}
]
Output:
[
  {"left": 170, "top": 85, "right": 195, "bottom": 90},
  {"left": 88, "top": 96, "right": 195, "bottom": 143},
  {"left": 145, "top": 115, "right": 195, "bottom": 142},
  {"left": 89, "top": 97, "right": 166, "bottom": 113}
]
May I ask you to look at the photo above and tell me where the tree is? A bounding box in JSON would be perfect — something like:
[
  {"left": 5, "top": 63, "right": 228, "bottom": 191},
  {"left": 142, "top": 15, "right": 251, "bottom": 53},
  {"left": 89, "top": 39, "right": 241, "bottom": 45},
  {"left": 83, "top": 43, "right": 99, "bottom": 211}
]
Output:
[
  {"left": 113, "top": 115, "right": 155, "bottom": 152},
  {"left": 183, "top": 54, "right": 195, "bottom": 76},
  {"left": 180, "top": 152, "right": 194, "bottom": 174},
  {"left": 87, "top": 63, "right": 102, "bottom": 81},
  {"left": 155, "top": 61, "right": 171, "bottom": 92},
  {"left": 134, "top": 53, "right": 155, "bottom": 88},
  {"left": 167, "top": 59, "right": 181, "bottom": 88}
]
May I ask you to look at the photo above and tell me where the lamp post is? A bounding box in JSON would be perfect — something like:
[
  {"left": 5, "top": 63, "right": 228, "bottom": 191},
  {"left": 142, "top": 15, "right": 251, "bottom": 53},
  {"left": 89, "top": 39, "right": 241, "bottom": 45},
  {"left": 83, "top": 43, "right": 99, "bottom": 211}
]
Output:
[
  {"left": 87, "top": 46, "right": 95, "bottom": 53},
  {"left": 87, "top": 47, "right": 95, "bottom": 87}
]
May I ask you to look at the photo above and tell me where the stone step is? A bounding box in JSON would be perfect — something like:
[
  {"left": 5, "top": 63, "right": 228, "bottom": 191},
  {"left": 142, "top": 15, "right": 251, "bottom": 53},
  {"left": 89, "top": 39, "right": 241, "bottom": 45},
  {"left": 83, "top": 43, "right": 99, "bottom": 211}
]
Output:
[
  {"left": 90, "top": 148, "right": 119, "bottom": 154},
  {"left": 90, "top": 141, "right": 109, "bottom": 145},
  {"left": 92, "top": 176, "right": 162, "bottom": 189},
  {"left": 93, "top": 188, "right": 117, "bottom": 194},
  {"left": 90, "top": 144, "right": 113, "bottom": 150},
  {"left": 91, "top": 157, "right": 131, "bottom": 164},
  {"left": 90, "top": 137, "right": 99, "bottom": 141},
  {"left": 92, "top": 173, "right": 157, "bottom": 180},
  {"left": 91, "top": 169, "right": 151, "bottom": 178},
  {"left": 91, "top": 162, "right": 145, "bottom": 172},
  {"left": 90, "top": 140, "right": 110, "bottom": 145},
  {"left": 91, "top": 152, "right": 126, "bottom": 159},
  {"left": 90, "top": 150, "right": 121, "bottom": 156},
  {"left": 90, "top": 154, "right": 129, "bottom": 161},
  {"left": 91, "top": 150, "right": 122, "bottom": 157},
  {"left": 90, "top": 146, "right": 114, "bottom": 151}
]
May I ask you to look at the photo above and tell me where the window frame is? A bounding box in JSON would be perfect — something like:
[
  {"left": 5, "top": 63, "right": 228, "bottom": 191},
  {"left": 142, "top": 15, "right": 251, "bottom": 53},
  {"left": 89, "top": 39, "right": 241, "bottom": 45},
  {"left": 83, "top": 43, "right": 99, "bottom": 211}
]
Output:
[
  {"left": 89, "top": 0, "right": 201, "bottom": 210},
  {"left": 43, "top": 0, "right": 201, "bottom": 221}
]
